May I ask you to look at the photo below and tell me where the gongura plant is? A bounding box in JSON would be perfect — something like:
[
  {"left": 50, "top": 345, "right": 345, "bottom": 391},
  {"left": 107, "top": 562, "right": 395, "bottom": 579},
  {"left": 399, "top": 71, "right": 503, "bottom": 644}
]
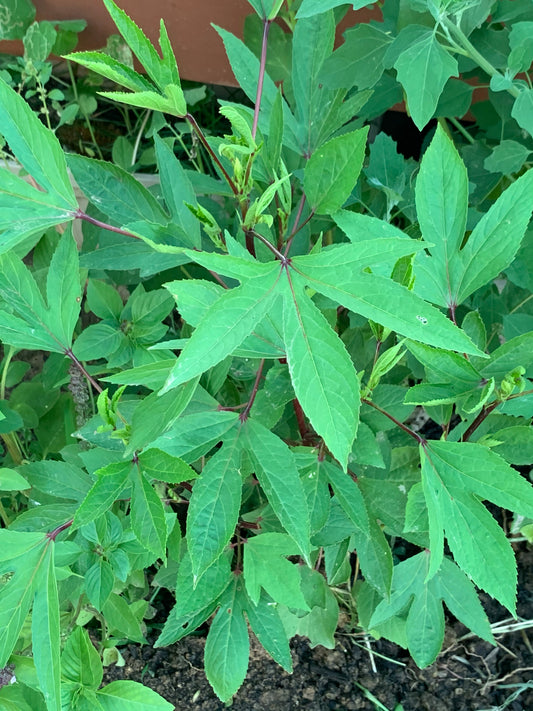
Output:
[{"left": 0, "top": 0, "right": 532, "bottom": 707}]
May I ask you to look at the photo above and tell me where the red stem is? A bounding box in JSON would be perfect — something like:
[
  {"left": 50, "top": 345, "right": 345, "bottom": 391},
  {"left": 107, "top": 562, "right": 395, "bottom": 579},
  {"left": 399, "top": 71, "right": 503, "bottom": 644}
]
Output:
[
  {"left": 252, "top": 20, "right": 272, "bottom": 140},
  {"left": 362, "top": 398, "right": 425, "bottom": 445},
  {"left": 186, "top": 112, "right": 239, "bottom": 195},
  {"left": 65, "top": 348, "right": 103, "bottom": 394},
  {"left": 75, "top": 210, "right": 140, "bottom": 239},
  {"left": 293, "top": 398, "right": 308, "bottom": 440},
  {"left": 47, "top": 519, "right": 73, "bottom": 541},
  {"left": 240, "top": 359, "right": 266, "bottom": 422}
]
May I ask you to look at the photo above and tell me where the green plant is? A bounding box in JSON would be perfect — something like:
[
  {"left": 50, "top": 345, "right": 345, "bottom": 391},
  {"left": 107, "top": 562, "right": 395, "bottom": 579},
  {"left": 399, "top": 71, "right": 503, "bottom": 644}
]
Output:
[{"left": 0, "top": 0, "right": 532, "bottom": 708}]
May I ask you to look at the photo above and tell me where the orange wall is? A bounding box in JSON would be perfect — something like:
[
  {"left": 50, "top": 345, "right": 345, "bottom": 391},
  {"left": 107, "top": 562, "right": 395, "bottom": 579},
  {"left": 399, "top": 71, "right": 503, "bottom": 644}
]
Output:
[{"left": 2, "top": 1, "right": 380, "bottom": 85}]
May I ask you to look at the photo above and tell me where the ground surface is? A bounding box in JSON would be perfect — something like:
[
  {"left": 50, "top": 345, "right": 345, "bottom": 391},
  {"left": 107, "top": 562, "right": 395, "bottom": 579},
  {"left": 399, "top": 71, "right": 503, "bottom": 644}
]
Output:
[{"left": 104, "top": 546, "right": 533, "bottom": 711}]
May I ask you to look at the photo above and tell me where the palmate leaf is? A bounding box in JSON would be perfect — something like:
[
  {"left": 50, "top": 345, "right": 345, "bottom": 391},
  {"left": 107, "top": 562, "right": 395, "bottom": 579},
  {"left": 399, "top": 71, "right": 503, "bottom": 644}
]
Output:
[
  {"left": 281, "top": 271, "right": 360, "bottom": 470},
  {"left": 369, "top": 552, "right": 494, "bottom": 668},
  {"left": 420, "top": 440, "right": 533, "bottom": 613},
  {"left": 292, "top": 252, "right": 483, "bottom": 355},
  {"left": 161, "top": 264, "right": 281, "bottom": 393},
  {"left": 101, "top": 0, "right": 178, "bottom": 92}
]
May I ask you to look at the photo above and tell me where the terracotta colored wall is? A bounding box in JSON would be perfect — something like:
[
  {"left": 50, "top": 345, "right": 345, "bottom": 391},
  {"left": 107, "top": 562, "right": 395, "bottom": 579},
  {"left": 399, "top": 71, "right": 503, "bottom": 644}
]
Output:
[{"left": 2, "top": 1, "right": 380, "bottom": 86}]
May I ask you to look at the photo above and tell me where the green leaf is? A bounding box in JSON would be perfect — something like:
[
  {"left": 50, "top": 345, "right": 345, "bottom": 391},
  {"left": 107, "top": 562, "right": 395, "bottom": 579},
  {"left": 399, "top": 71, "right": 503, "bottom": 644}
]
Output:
[
  {"left": 147, "top": 410, "right": 239, "bottom": 463},
  {"left": 96, "top": 680, "right": 173, "bottom": 710},
  {"left": 0, "top": 171, "right": 76, "bottom": 254},
  {"left": 320, "top": 23, "right": 391, "bottom": 90},
  {"left": 415, "top": 124, "right": 468, "bottom": 307},
  {"left": 131, "top": 465, "right": 167, "bottom": 559},
  {"left": 489, "top": 426, "right": 533, "bottom": 465},
  {"left": 101, "top": 594, "right": 145, "bottom": 644},
  {"left": 154, "top": 135, "right": 200, "bottom": 248},
  {"left": 243, "top": 533, "right": 309, "bottom": 609},
  {"left": 0, "top": 0, "right": 35, "bottom": 40},
  {"left": 392, "top": 28, "right": 458, "bottom": 130},
  {"left": 243, "top": 590, "right": 292, "bottom": 672},
  {"left": 214, "top": 25, "right": 300, "bottom": 154},
  {"left": 156, "top": 552, "right": 231, "bottom": 647},
  {"left": 61, "top": 627, "right": 103, "bottom": 690},
  {"left": 453, "top": 169, "right": 533, "bottom": 303},
  {"left": 292, "top": 11, "right": 335, "bottom": 149},
  {"left": 161, "top": 265, "right": 280, "bottom": 392},
  {"left": 187, "top": 432, "right": 243, "bottom": 580},
  {"left": 138, "top": 448, "right": 197, "bottom": 483},
  {"left": 0, "top": 533, "right": 47, "bottom": 668},
  {"left": 370, "top": 552, "right": 493, "bottom": 668},
  {"left": 0, "top": 78, "right": 76, "bottom": 204},
  {"left": 30, "top": 545, "right": 60, "bottom": 711},
  {"left": 324, "top": 461, "right": 392, "bottom": 597},
  {"left": 72, "top": 323, "right": 124, "bottom": 361},
  {"left": 297, "top": 0, "right": 375, "bottom": 17},
  {"left": 97, "top": 89, "right": 185, "bottom": 117},
  {"left": 243, "top": 419, "right": 311, "bottom": 562},
  {"left": 484, "top": 139, "right": 531, "bottom": 175},
  {"left": 0, "top": 251, "right": 65, "bottom": 353},
  {"left": 421, "top": 440, "right": 533, "bottom": 612},
  {"left": 0, "top": 468, "right": 30, "bottom": 491},
  {"left": 67, "top": 154, "right": 167, "bottom": 226},
  {"left": 45, "top": 232, "right": 81, "bottom": 349},
  {"left": 19, "top": 460, "right": 92, "bottom": 502},
  {"left": 480, "top": 331, "right": 533, "bottom": 380},
  {"left": 73, "top": 461, "right": 132, "bottom": 529},
  {"left": 293, "top": 260, "right": 482, "bottom": 355},
  {"left": 65, "top": 51, "right": 153, "bottom": 92},
  {"left": 281, "top": 273, "right": 360, "bottom": 469},
  {"left": 101, "top": 0, "right": 170, "bottom": 91},
  {"left": 511, "top": 88, "right": 533, "bottom": 137},
  {"left": 304, "top": 127, "right": 369, "bottom": 214},
  {"left": 405, "top": 341, "right": 481, "bottom": 386},
  {"left": 277, "top": 566, "right": 339, "bottom": 649},
  {"left": 87, "top": 280, "right": 124, "bottom": 321},
  {"left": 128, "top": 379, "right": 198, "bottom": 454},
  {"left": 204, "top": 578, "right": 249, "bottom": 703},
  {"left": 85, "top": 559, "right": 115, "bottom": 611},
  {"left": 323, "top": 462, "right": 369, "bottom": 535}
]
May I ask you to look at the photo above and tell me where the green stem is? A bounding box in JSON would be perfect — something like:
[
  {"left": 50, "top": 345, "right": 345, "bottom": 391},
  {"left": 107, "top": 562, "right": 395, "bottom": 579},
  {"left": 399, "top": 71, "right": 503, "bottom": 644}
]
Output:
[
  {"left": 131, "top": 109, "right": 151, "bottom": 167},
  {"left": 448, "top": 116, "right": 476, "bottom": 144},
  {"left": 441, "top": 16, "right": 520, "bottom": 99},
  {"left": 0, "top": 498, "right": 10, "bottom": 527},
  {"left": 0, "top": 345, "right": 15, "bottom": 400}
]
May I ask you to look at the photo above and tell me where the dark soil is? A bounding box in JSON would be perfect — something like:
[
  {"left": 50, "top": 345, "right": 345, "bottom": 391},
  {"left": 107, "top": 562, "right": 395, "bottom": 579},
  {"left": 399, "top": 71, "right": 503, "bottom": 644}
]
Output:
[{"left": 104, "top": 546, "right": 533, "bottom": 711}]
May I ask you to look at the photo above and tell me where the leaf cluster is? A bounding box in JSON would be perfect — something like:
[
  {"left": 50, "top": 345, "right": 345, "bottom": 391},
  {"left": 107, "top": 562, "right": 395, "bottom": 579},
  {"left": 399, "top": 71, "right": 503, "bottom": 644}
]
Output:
[{"left": 0, "top": 0, "right": 532, "bottom": 707}]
